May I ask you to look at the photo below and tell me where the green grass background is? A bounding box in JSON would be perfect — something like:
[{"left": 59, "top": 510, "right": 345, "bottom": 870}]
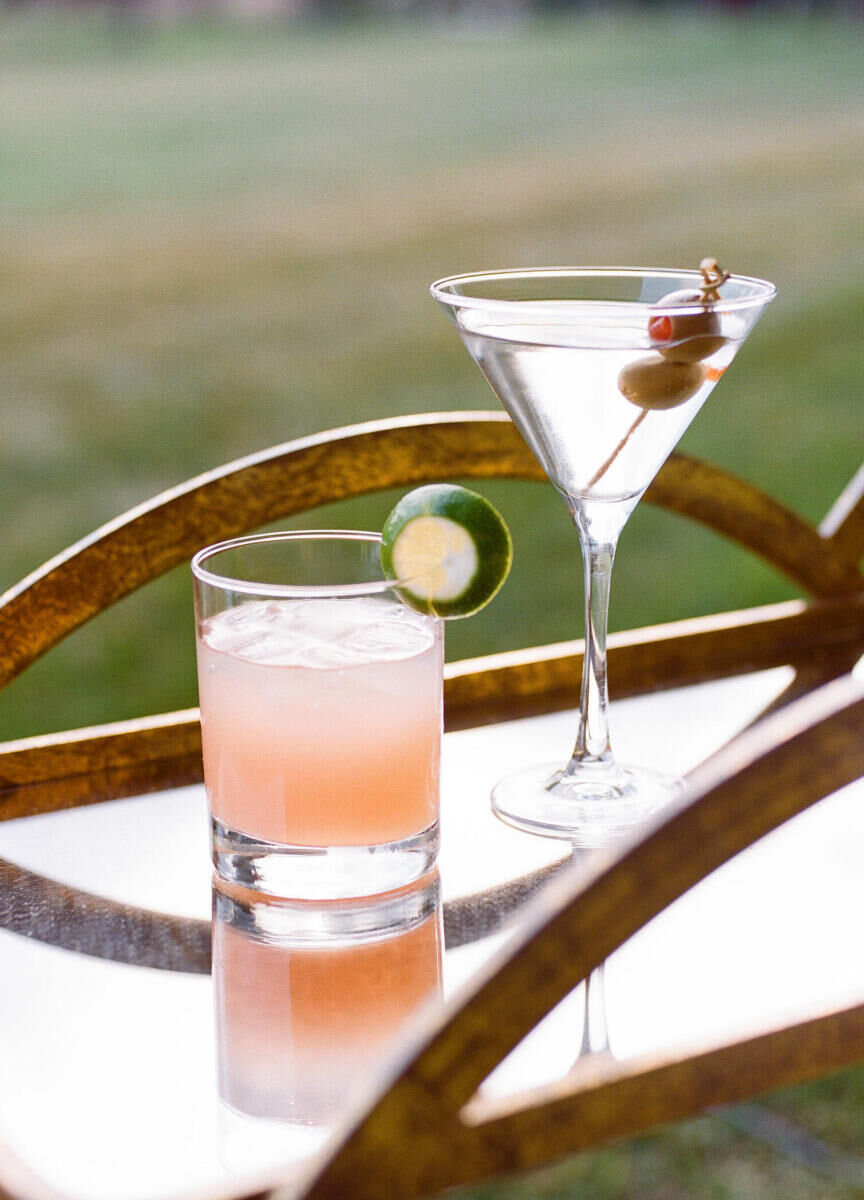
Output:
[
  {"left": 1, "top": 6, "right": 862, "bottom": 740},
  {"left": 1, "top": 7, "right": 864, "bottom": 1195}
]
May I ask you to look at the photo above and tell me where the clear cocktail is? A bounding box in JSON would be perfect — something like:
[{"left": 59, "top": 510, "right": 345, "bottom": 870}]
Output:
[
  {"left": 193, "top": 531, "right": 443, "bottom": 897},
  {"left": 455, "top": 304, "right": 728, "bottom": 504},
  {"left": 432, "top": 264, "right": 776, "bottom": 845}
]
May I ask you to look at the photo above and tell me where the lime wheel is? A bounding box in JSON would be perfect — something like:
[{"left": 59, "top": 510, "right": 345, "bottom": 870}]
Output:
[{"left": 380, "top": 484, "right": 512, "bottom": 618}]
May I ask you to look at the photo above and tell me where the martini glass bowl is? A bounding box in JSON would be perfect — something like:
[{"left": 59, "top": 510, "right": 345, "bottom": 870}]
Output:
[{"left": 432, "top": 266, "right": 776, "bottom": 846}]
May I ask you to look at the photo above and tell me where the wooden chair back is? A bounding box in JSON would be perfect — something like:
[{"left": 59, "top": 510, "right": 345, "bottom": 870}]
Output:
[{"left": 0, "top": 412, "right": 863, "bottom": 1199}]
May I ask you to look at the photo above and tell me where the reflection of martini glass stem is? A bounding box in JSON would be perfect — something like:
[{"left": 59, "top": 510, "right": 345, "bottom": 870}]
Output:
[
  {"left": 579, "top": 963, "right": 610, "bottom": 1058},
  {"left": 587, "top": 408, "right": 648, "bottom": 490}
]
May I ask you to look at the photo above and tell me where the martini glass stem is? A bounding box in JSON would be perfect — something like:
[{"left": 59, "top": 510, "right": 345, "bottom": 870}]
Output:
[
  {"left": 575, "top": 534, "right": 615, "bottom": 765},
  {"left": 563, "top": 501, "right": 630, "bottom": 780}
]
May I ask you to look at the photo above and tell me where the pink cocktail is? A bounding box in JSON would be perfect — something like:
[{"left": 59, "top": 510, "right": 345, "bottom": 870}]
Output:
[{"left": 193, "top": 532, "right": 443, "bottom": 898}]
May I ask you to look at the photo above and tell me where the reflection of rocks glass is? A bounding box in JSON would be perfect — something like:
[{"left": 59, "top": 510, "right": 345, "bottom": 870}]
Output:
[{"left": 212, "top": 872, "right": 443, "bottom": 1169}]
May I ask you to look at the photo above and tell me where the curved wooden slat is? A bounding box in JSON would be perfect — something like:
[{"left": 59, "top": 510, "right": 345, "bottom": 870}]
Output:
[
  {"left": 821, "top": 462, "right": 864, "bottom": 565},
  {"left": 644, "top": 454, "right": 863, "bottom": 597},
  {"left": 0, "top": 414, "right": 859, "bottom": 694},
  {"left": 0, "top": 858, "right": 212, "bottom": 974},
  {"left": 0, "top": 710, "right": 202, "bottom": 815},
  {"left": 0, "top": 414, "right": 539, "bottom": 691},
  {"left": 0, "top": 855, "right": 565, "bottom": 975},
  {"left": 434, "top": 675, "right": 864, "bottom": 1109},
  {"left": 445, "top": 594, "right": 864, "bottom": 728},
  {"left": 288, "top": 675, "right": 864, "bottom": 1200},
  {"left": 462, "top": 1000, "right": 864, "bottom": 1173}
]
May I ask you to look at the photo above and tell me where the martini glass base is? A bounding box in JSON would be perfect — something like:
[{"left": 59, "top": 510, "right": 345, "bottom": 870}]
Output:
[{"left": 491, "top": 762, "right": 685, "bottom": 848}]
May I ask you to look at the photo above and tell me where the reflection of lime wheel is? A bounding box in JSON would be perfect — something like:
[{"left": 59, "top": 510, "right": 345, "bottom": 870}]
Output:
[{"left": 380, "top": 484, "right": 512, "bottom": 618}]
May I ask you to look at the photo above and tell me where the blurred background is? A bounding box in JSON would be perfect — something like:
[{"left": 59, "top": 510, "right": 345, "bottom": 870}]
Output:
[{"left": 1, "top": 0, "right": 862, "bottom": 740}]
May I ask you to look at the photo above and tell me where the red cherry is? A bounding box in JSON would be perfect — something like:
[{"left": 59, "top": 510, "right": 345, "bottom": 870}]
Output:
[
  {"left": 648, "top": 314, "right": 673, "bottom": 343},
  {"left": 649, "top": 288, "right": 725, "bottom": 364}
]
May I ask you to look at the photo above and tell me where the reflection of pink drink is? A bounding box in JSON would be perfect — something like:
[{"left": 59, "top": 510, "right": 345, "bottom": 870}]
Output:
[
  {"left": 197, "top": 597, "right": 443, "bottom": 848},
  {"left": 213, "top": 881, "right": 443, "bottom": 1126}
]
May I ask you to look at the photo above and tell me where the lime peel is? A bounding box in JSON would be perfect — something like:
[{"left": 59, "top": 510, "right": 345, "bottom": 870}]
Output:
[{"left": 380, "top": 484, "right": 512, "bottom": 619}]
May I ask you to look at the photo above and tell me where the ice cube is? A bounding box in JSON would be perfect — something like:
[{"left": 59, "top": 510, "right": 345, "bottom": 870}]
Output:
[{"left": 202, "top": 597, "right": 434, "bottom": 669}]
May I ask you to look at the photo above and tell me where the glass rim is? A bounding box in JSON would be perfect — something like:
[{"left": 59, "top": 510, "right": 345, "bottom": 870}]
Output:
[
  {"left": 430, "top": 266, "right": 777, "bottom": 315},
  {"left": 191, "top": 529, "right": 417, "bottom": 600}
]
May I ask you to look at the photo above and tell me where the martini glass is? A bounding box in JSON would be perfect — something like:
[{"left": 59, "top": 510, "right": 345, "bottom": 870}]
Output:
[{"left": 431, "top": 266, "right": 776, "bottom": 846}]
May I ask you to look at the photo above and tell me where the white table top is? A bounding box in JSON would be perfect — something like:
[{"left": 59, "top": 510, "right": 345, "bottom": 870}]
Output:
[{"left": 1, "top": 666, "right": 862, "bottom": 1199}]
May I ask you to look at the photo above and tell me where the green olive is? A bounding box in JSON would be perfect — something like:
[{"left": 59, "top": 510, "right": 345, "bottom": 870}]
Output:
[
  {"left": 618, "top": 354, "right": 705, "bottom": 410},
  {"left": 649, "top": 288, "right": 726, "bottom": 364}
]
